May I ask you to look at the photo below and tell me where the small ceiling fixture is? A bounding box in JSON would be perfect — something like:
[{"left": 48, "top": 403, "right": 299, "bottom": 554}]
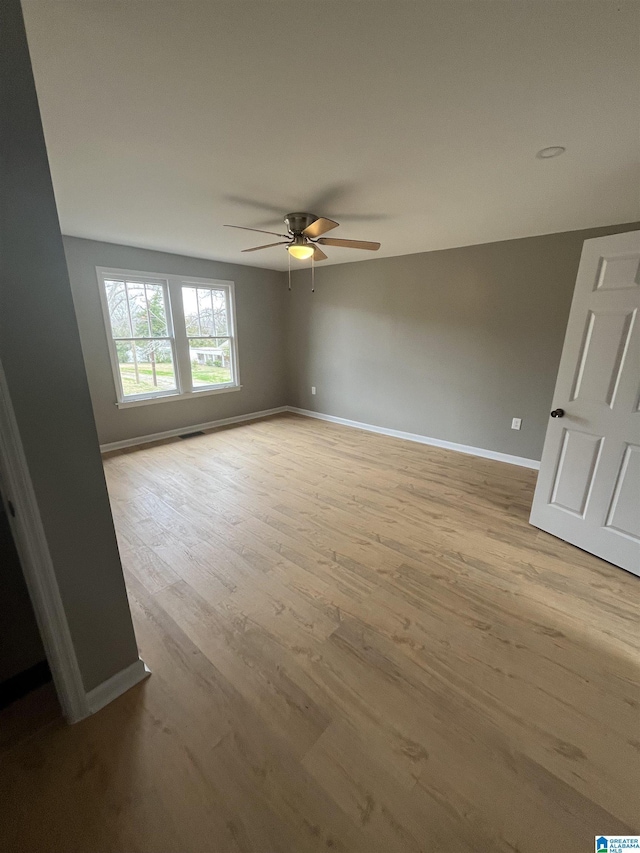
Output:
[
  {"left": 536, "top": 146, "right": 566, "bottom": 159},
  {"left": 287, "top": 237, "right": 315, "bottom": 261}
]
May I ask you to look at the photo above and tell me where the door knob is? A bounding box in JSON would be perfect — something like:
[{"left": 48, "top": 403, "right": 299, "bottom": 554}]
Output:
[{"left": 550, "top": 408, "right": 565, "bottom": 418}]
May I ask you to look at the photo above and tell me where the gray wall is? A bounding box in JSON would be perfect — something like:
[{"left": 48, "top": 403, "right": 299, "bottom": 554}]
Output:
[
  {"left": 64, "top": 237, "right": 288, "bottom": 446},
  {"left": 1, "top": 0, "right": 139, "bottom": 692},
  {"left": 287, "top": 223, "right": 640, "bottom": 461}
]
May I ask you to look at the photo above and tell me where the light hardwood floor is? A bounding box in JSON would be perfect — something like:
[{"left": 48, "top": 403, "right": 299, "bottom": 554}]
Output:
[{"left": 1, "top": 413, "right": 638, "bottom": 852}]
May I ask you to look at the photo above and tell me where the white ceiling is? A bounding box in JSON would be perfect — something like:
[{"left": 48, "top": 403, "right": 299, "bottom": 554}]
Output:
[{"left": 23, "top": 1, "right": 640, "bottom": 271}]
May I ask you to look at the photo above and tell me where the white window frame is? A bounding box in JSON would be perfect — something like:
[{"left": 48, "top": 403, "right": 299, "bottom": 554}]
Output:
[{"left": 96, "top": 267, "right": 241, "bottom": 408}]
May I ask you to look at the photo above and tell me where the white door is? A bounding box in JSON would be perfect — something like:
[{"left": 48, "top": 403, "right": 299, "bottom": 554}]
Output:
[{"left": 530, "top": 230, "right": 640, "bottom": 576}]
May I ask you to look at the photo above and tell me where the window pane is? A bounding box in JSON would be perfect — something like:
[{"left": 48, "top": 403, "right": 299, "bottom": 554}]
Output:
[
  {"left": 188, "top": 338, "right": 232, "bottom": 386},
  {"left": 182, "top": 287, "right": 200, "bottom": 335},
  {"left": 116, "top": 339, "right": 177, "bottom": 397},
  {"left": 132, "top": 281, "right": 169, "bottom": 337},
  {"left": 105, "top": 280, "right": 131, "bottom": 337},
  {"left": 126, "top": 282, "right": 149, "bottom": 336},
  {"left": 197, "top": 289, "right": 214, "bottom": 336},
  {"left": 182, "top": 286, "right": 228, "bottom": 337},
  {"left": 211, "top": 289, "right": 228, "bottom": 336},
  {"left": 144, "top": 283, "right": 169, "bottom": 336}
]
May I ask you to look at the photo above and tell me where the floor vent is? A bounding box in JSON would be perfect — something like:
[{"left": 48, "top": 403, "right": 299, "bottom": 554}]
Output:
[{"left": 178, "top": 431, "right": 205, "bottom": 439}]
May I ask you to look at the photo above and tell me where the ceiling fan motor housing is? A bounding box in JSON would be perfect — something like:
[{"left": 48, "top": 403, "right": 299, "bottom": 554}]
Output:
[{"left": 285, "top": 212, "right": 318, "bottom": 235}]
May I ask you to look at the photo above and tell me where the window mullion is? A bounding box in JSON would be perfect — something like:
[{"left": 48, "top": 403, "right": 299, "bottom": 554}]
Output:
[
  {"left": 170, "top": 278, "right": 192, "bottom": 394},
  {"left": 122, "top": 281, "right": 144, "bottom": 388},
  {"left": 113, "top": 336, "right": 172, "bottom": 342},
  {"left": 197, "top": 289, "right": 203, "bottom": 336},
  {"left": 123, "top": 281, "right": 134, "bottom": 337}
]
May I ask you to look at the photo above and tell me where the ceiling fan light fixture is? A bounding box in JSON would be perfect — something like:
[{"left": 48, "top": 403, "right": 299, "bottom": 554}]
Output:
[
  {"left": 536, "top": 145, "right": 566, "bottom": 159},
  {"left": 287, "top": 243, "right": 315, "bottom": 261},
  {"left": 225, "top": 212, "right": 381, "bottom": 261}
]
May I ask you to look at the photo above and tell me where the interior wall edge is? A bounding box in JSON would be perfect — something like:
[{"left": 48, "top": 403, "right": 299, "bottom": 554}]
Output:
[
  {"left": 2, "top": 0, "right": 141, "bottom": 702},
  {"left": 0, "top": 361, "right": 89, "bottom": 722}
]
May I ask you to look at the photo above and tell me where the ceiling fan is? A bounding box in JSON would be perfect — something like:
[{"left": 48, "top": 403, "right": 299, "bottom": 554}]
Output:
[{"left": 224, "top": 212, "right": 380, "bottom": 262}]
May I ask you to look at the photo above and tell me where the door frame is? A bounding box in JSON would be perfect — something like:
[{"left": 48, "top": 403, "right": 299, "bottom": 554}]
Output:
[{"left": 0, "top": 358, "right": 89, "bottom": 722}]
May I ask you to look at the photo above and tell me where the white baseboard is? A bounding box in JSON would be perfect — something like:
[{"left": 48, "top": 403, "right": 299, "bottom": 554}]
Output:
[
  {"left": 100, "top": 402, "right": 540, "bottom": 470},
  {"left": 86, "top": 657, "right": 150, "bottom": 715},
  {"left": 100, "top": 406, "right": 289, "bottom": 453},
  {"left": 287, "top": 407, "right": 541, "bottom": 470}
]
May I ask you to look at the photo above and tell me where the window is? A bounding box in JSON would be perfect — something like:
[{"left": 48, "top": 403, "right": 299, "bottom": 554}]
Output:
[
  {"left": 103, "top": 277, "right": 177, "bottom": 398},
  {"left": 98, "top": 268, "right": 239, "bottom": 407},
  {"left": 182, "top": 285, "right": 233, "bottom": 388}
]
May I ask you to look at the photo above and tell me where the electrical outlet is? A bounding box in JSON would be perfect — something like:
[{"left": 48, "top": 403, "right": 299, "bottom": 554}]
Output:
[
  {"left": 311, "top": 386, "right": 316, "bottom": 395},
  {"left": 511, "top": 417, "right": 522, "bottom": 430}
]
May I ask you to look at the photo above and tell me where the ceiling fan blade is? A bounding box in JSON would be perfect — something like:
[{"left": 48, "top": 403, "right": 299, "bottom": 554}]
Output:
[
  {"left": 225, "top": 224, "right": 288, "bottom": 237},
  {"left": 302, "top": 217, "right": 339, "bottom": 238},
  {"left": 313, "top": 246, "right": 328, "bottom": 262},
  {"left": 242, "top": 241, "right": 289, "bottom": 253},
  {"left": 317, "top": 237, "right": 380, "bottom": 251}
]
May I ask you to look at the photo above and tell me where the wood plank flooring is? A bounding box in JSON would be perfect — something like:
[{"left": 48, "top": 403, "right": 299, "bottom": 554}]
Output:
[{"left": 1, "top": 413, "right": 638, "bottom": 852}]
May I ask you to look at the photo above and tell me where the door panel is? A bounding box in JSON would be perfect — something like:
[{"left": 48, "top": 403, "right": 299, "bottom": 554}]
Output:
[
  {"left": 569, "top": 309, "right": 636, "bottom": 407},
  {"left": 605, "top": 444, "right": 640, "bottom": 541},
  {"left": 549, "top": 430, "right": 602, "bottom": 516},
  {"left": 530, "top": 231, "right": 640, "bottom": 575},
  {"left": 595, "top": 253, "right": 640, "bottom": 291}
]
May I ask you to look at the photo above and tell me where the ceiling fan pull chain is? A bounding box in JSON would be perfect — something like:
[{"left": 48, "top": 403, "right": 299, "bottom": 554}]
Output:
[
  {"left": 311, "top": 256, "right": 315, "bottom": 293},
  {"left": 288, "top": 250, "right": 291, "bottom": 291}
]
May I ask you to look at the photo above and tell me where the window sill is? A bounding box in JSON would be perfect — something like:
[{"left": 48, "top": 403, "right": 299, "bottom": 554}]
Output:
[{"left": 115, "top": 385, "right": 242, "bottom": 409}]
